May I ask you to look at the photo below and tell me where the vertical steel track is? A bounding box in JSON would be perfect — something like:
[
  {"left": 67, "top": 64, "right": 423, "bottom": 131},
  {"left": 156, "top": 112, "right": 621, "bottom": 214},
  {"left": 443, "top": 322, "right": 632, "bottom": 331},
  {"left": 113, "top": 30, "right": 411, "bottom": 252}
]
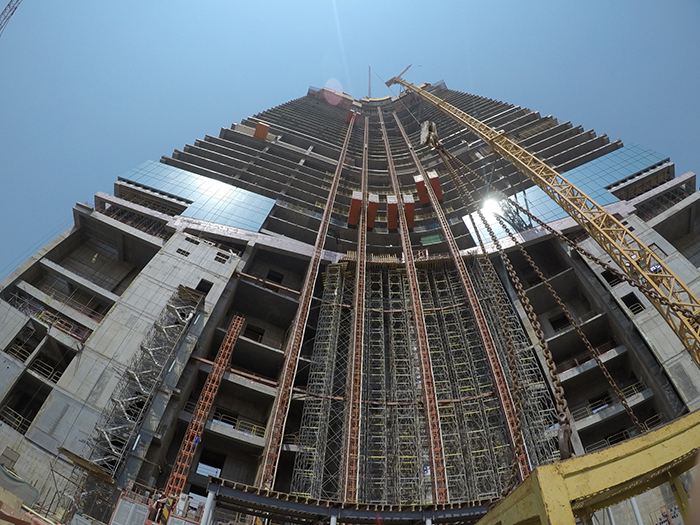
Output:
[
  {"left": 258, "top": 113, "right": 357, "bottom": 490},
  {"left": 164, "top": 314, "right": 245, "bottom": 498},
  {"left": 392, "top": 112, "right": 529, "bottom": 480},
  {"left": 342, "top": 117, "right": 369, "bottom": 502},
  {"left": 378, "top": 108, "right": 448, "bottom": 504}
]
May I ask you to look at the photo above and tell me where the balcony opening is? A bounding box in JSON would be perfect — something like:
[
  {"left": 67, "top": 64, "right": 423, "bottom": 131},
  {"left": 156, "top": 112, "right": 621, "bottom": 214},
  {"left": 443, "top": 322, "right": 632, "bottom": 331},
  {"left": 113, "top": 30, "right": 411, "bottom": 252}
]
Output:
[
  {"left": 0, "top": 373, "right": 52, "bottom": 435},
  {"left": 5, "top": 291, "right": 92, "bottom": 343},
  {"left": 588, "top": 391, "right": 610, "bottom": 408},
  {"left": 4, "top": 321, "right": 44, "bottom": 363},
  {"left": 28, "top": 338, "right": 78, "bottom": 384},
  {"left": 32, "top": 273, "right": 112, "bottom": 322},
  {"left": 621, "top": 293, "right": 645, "bottom": 314}
]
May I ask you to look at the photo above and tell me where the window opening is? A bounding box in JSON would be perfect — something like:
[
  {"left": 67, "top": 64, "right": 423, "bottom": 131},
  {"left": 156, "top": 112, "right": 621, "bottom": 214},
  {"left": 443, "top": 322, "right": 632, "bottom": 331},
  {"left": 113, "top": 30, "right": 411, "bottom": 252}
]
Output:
[
  {"left": 267, "top": 269, "right": 284, "bottom": 285},
  {"left": 550, "top": 313, "right": 571, "bottom": 333},
  {"left": 176, "top": 248, "right": 190, "bottom": 257},
  {"left": 0, "top": 373, "right": 52, "bottom": 435},
  {"left": 621, "top": 293, "right": 645, "bottom": 314},
  {"left": 243, "top": 324, "right": 265, "bottom": 343},
  {"left": 4, "top": 322, "right": 42, "bottom": 363},
  {"left": 196, "top": 449, "right": 226, "bottom": 477},
  {"left": 214, "top": 252, "right": 230, "bottom": 264},
  {"left": 601, "top": 270, "right": 622, "bottom": 287},
  {"left": 28, "top": 338, "right": 77, "bottom": 384}
]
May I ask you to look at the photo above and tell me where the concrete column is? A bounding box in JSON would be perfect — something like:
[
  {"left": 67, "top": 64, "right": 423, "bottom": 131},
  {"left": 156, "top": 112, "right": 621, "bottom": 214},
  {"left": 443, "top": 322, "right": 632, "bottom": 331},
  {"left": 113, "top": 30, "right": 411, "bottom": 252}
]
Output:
[
  {"left": 330, "top": 515, "right": 337, "bottom": 525},
  {"left": 425, "top": 518, "right": 432, "bottom": 525},
  {"left": 200, "top": 490, "right": 216, "bottom": 525}
]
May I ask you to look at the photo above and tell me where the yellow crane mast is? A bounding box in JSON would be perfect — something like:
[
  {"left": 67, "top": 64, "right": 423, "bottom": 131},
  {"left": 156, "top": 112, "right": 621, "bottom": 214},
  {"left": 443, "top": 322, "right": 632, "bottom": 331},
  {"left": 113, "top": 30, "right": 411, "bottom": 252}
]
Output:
[{"left": 386, "top": 68, "right": 700, "bottom": 362}]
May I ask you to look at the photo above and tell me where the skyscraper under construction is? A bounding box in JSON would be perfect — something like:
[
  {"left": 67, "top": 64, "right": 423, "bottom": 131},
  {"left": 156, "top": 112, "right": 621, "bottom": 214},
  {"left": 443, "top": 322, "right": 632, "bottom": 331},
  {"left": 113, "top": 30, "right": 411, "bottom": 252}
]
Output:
[{"left": 1, "top": 79, "right": 699, "bottom": 524}]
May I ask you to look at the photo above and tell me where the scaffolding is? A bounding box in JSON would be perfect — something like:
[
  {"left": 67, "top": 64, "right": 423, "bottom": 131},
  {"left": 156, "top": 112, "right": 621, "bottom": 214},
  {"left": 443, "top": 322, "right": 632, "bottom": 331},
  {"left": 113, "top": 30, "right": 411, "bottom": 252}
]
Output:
[
  {"left": 360, "top": 266, "right": 388, "bottom": 503},
  {"left": 164, "top": 314, "right": 245, "bottom": 499},
  {"left": 86, "top": 285, "right": 202, "bottom": 479},
  {"left": 100, "top": 204, "right": 171, "bottom": 240},
  {"left": 467, "top": 256, "right": 559, "bottom": 467},
  {"left": 385, "top": 266, "right": 429, "bottom": 505},
  {"left": 393, "top": 111, "right": 527, "bottom": 483},
  {"left": 379, "top": 107, "right": 447, "bottom": 503},
  {"left": 291, "top": 265, "right": 351, "bottom": 500},
  {"left": 259, "top": 113, "right": 357, "bottom": 491},
  {"left": 417, "top": 267, "right": 470, "bottom": 502},
  {"left": 8, "top": 290, "right": 92, "bottom": 342},
  {"left": 290, "top": 256, "right": 560, "bottom": 505}
]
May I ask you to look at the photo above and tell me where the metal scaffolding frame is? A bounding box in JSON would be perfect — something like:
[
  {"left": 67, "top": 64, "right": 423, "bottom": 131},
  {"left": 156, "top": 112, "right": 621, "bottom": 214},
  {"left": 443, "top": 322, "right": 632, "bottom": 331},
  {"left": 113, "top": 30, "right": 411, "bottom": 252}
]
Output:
[
  {"left": 417, "top": 266, "right": 470, "bottom": 502},
  {"left": 100, "top": 203, "right": 170, "bottom": 239},
  {"left": 467, "top": 256, "right": 559, "bottom": 468},
  {"left": 360, "top": 265, "right": 388, "bottom": 503},
  {"left": 8, "top": 290, "right": 92, "bottom": 342},
  {"left": 86, "top": 285, "right": 203, "bottom": 479},
  {"left": 259, "top": 113, "right": 357, "bottom": 491},
  {"left": 164, "top": 314, "right": 245, "bottom": 499},
  {"left": 291, "top": 265, "right": 352, "bottom": 500},
  {"left": 342, "top": 117, "right": 369, "bottom": 502},
  {"left": 386, "top": 267, "right": 429, "bottom": 505},
  {"left": 291, "top": 255, "right": 559, "bottom": 505}
]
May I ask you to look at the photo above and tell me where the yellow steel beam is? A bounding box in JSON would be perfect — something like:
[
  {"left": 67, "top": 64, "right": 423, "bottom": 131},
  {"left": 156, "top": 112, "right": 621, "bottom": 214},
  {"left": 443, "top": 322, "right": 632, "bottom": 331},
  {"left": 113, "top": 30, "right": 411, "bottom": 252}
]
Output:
[
  {"left": 386, "top": 74, "right": 700, "bottom": 362},
  {"left": 474, "top": 409, "right": 700, "bottom": 524}
]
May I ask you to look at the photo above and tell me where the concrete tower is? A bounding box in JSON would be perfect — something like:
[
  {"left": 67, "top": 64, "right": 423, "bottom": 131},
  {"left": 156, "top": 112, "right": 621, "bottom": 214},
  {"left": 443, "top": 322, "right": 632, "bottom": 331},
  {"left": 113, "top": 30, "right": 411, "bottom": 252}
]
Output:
[{"left": 0, "top": 82, "right": 698, "bottom": 524}]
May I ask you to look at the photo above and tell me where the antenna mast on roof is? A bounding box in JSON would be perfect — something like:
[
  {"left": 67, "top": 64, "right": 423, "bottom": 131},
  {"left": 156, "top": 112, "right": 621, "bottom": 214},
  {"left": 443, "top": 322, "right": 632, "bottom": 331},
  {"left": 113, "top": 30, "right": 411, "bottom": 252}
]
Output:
[{"left": 368, "top": 66, "right": 372, "bottom": 98}]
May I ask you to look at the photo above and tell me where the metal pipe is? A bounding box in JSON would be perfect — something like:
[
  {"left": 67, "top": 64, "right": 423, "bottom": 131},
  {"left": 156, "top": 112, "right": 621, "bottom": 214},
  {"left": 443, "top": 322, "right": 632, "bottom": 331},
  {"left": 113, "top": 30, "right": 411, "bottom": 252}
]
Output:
[
  {"left": 629, "top": 497, "right": 643, "bottom": 525},
  {"left": 200, "top": 490, "right": 216, "bottom": 525}
]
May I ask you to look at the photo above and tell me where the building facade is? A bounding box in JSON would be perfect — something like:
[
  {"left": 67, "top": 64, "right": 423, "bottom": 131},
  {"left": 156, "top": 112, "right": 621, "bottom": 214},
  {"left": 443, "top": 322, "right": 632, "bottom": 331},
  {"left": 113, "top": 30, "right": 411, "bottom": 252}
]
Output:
[{"left": 0, "top": 82, "right": 699, "bottom": 521}]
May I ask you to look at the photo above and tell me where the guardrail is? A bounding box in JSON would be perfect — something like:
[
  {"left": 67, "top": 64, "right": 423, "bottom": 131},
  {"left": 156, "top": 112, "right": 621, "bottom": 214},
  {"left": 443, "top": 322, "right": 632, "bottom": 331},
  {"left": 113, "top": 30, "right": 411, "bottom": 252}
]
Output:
[
  {"left": 0, "top": 405, "right": 30, "bottom": 434},
  {"left": 6, "top": 343, "right": 32, "bottom": 362},
  {"left": 584, "top": 414, "right": 666, "bottom": 454},
  {"left": 570, "top": 380, "right": 647, "bottom": 421},
  {"left": 556, "top": 341, "right": 619, "bottom": 375},
  {"left": 29, "top": 358, "right": 63, "bottom": 383},
  {"left": 182, "top": 401, "right": 266, "bottom": 438}
]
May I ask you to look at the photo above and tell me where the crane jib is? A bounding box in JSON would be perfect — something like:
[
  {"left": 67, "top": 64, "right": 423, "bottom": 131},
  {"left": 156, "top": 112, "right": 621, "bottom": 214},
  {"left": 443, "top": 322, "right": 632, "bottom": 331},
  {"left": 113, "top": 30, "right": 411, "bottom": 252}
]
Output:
[{"left": 386, "top": 73, "right": 700, "bottom": 363}]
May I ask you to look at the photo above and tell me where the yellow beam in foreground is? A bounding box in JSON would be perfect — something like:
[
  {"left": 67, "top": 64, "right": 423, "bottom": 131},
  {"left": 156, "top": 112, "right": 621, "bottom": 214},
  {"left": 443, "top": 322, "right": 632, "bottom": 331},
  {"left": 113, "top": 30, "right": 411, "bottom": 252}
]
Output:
[{"left": 477, "top": 410, "right": 700, "bottom": 524}]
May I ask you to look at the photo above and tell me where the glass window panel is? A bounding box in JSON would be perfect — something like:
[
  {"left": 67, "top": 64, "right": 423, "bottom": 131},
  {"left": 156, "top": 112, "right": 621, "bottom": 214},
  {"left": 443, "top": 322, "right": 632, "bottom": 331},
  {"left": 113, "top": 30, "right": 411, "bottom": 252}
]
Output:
[
  {"left": 464, "top": 144, "right": 669, "bottom": 243},
  {"left": 120, "top": 160, "right": 275, "bottom": 232}
]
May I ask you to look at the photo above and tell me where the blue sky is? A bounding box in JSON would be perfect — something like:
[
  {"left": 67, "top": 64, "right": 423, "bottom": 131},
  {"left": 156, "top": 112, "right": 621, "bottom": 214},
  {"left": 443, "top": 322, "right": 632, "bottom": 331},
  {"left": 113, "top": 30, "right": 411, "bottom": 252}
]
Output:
[{"left": 0, "top": 1, "right": 698, "bottom": 279}]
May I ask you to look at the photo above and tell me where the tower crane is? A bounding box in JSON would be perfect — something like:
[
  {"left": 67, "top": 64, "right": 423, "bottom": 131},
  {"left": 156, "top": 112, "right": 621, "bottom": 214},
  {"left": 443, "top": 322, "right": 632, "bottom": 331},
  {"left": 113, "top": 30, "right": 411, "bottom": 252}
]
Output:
[
  {"left": 0, "top": 0, "right": 22, "bottom": 38},
  {"left": 386, "top": 67, "right": 700, "bottom": 363}
]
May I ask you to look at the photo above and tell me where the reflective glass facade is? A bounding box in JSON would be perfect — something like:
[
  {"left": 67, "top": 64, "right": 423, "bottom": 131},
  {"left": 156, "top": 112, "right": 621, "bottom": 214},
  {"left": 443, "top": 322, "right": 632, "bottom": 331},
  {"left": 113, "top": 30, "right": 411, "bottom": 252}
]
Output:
[
  {"left": 466, "top": 144, "right": 669, "bottom": 241},
  {"left": 120, "top": 160, "right": 275, "bottom": 231}
]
